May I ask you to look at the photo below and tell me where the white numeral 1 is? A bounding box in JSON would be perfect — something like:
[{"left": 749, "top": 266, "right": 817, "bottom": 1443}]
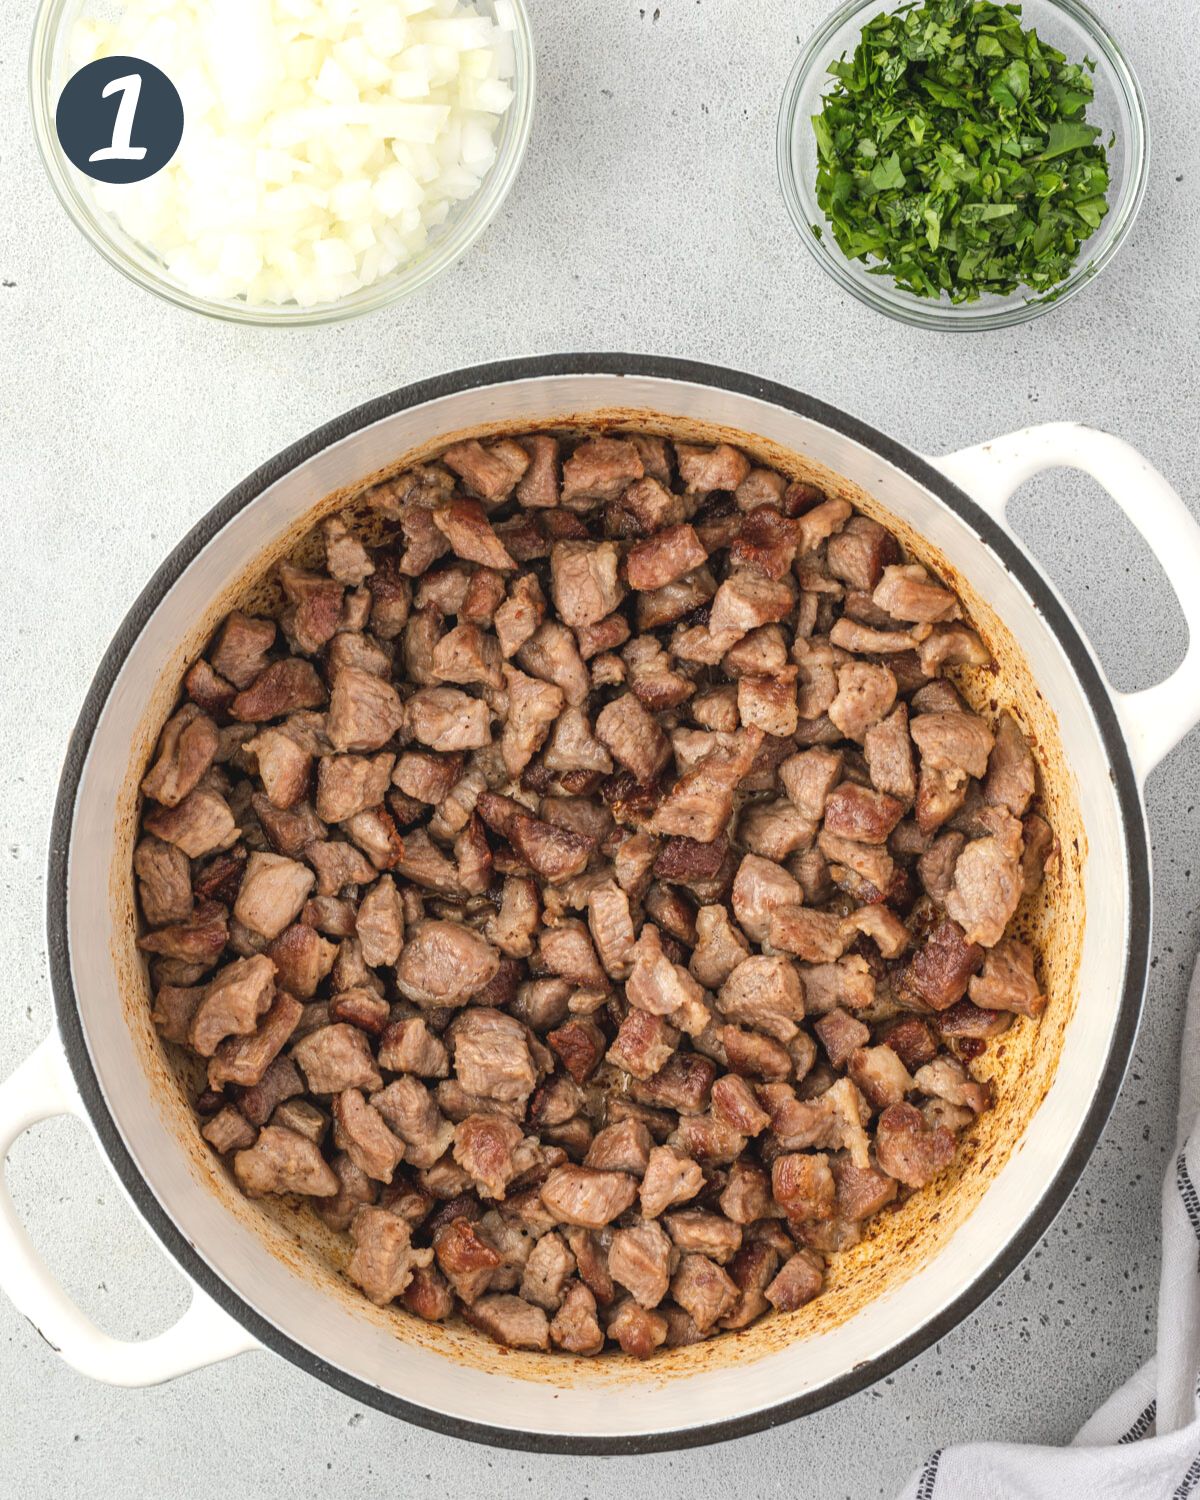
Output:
[{"left": 89, "top": 73, "right": 148, "bottom": 163}]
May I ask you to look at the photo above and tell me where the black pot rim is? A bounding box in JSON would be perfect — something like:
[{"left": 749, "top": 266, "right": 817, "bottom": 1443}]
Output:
[{"left": 46, "top": 352, "right": 1151, "bottom": 1455}]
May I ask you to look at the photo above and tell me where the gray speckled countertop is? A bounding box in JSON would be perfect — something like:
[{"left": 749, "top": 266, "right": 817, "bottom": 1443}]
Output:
[{"left": 1, "top": 1, "right": 1197, "bottom": 1495}]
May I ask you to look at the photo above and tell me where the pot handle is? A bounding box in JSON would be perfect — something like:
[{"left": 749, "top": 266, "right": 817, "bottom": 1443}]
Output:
[
  {"left": 0, "top": 1034, "right": 260, "bottom": 1385},
  {"left": 933, "top": 422, "right": 1200, "bottom": 785}
]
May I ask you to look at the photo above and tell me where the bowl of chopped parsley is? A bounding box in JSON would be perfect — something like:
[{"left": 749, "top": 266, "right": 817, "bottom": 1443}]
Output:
[{"left": 778, "top": 0, "right": 1147, "bottom": 328}]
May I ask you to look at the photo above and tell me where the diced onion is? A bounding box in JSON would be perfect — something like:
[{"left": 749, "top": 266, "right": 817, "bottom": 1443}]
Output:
[{"left": 75, "top": 0, "right": 518, "bottom": 307}]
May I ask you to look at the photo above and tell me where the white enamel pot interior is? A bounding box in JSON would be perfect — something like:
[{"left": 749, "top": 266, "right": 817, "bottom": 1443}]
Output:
[{"left": 8, "top": 355, "right": 1200, "bottom": 1452}]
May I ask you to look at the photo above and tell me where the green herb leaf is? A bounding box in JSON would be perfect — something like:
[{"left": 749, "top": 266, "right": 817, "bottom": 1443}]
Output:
[{"left": 809, "top": 0, "right": 1112, "bottom": 302}]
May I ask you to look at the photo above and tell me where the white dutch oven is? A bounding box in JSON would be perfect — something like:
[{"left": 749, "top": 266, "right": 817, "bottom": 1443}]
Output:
[{"left": 3, "top": 357, "right": 1200, "bottom": 1452}]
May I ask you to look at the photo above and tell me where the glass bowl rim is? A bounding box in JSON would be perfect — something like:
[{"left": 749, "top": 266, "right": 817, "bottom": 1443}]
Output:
[
  {"left": 776, "top": 0, "right": 1149, "bottom": 332},
  {"left": 28, "top": 0, "right": 537, "bottom": 327}
]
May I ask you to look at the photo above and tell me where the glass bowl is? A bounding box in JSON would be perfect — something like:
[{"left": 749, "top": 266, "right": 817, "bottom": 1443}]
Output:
[
  {"left": 777, "top": 0, "right": 1148, "bottom": 331},
  {"left": 30, "top": 0, "right": 535, "bottom": 326}
]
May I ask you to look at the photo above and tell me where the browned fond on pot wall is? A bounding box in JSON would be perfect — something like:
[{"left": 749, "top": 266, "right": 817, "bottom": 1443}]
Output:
[{"left": 107, "top": 408, "right": 1085, "bottom": 1386}]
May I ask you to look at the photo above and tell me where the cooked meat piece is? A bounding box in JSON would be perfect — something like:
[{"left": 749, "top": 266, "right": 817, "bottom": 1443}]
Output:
[
  {"left": 984, "top": 712, "right": 1037, "bottom": 816},
  {"left": 342, "top": 805, "right": 404, "bottom": 871},
  {"left": 550, "top": 540, "right": 623, "bottom": 629},
  {"left": 716, "top": 955, "right": 805, "bottom": 1044},
  {"left": 311, "top": 751, "right": 391, "bottom": 823},
  {"left": 430, "top": 497, "right": 517, "bottom": 572},
  {"left": 430, "top": 622, "right": 503, "bottom": 689},
  {"left": 562, "top": 437, "right": 644, "bottom": 507},
  {"left": 575, "top": 613, "right": 631, "bottom": 662},
  {"left": 328, "top": 987, "right": 390, "bottom": 1035},
  {"left": 780, "top": 748, "right": 844, "bottom": 820},
  {"left": 719, "top": 1024, "right": 792, "bottom": 1082},
  {"left": 184, "top": 658, "right": 236, "bottom": 717},
  {"left": 232, "top": 852, "right": 314, "bottom": 941},
  {"left": 493, "top": 573, "right": 546, "bottom": 660},
  {"left": 730, "top": 852, "right": 801, "bottom": 945},
  {"left": 398, "top": 1262, "right": 456, "bottom": 1323},
  {"left": 762, "top": 1077, "right": 870, "bottom": 1168},
  {"left": 863, "top": 705, "right": 916, "bottom": 804},
  {"left": 498, "top": 666, "right": 564, "bottom": 778},
  {"left": 231, "top": 659, "right": 327, "bottom": 723},
  {"left": 766, "top": 906, "right": 849, "bottom": 963},
  {"left": 209, "top": 612, "right": 276, "bottom": 690},
  {"left": 610, "top": 473, "right": 687, "bottom": 536},
  {"left": 625, "top": 921, "right": 705, "bottom": 1018},
  {"left": 333, "top": 1088, "right": 405, "bottom": 1183},
  {"left": 911, "top": 711, "right": 994, "bottom": 780},
  {"left": 365, "top": 556, "right": 412, "bottom": 641},
  {"left": 609, "top": 1221, "right": 673, "bottom": 1309},
  {"left": 608, "top": 1009, "right": 680, "bottom": 1081},
  {"left": 476, "top": 792, "right": 595, "bottom": 883},
  {"left": 916, "top": 763, "right": 969, "bottom": 836},
  {"left": 233, "top": 1054, "right": 304, "bottom": 1126},
  {"left": 764, "top": 1250, "right": 824, "bottom": 1312},
  {"left": 687, "top": 905, "right": 750, "bottom": 990},
  {"left": 709, "top": 1070, "right": 770, "bottom": 1134},
  {"left": 636, "top": 1146, "right": 703, "bottom": 1219},
  {"left": 585, "top": 1119, "right": 653, "bottom": 1177},
  {"left": 144, "top": 787, "right": 238, "bottom": 860},
  {"left": 848, "top": 1045, "right": 914, "bottom": 1111},
  {"left": 322, "top": 667, "right": 401, "bottom": 754},
  {"left": 595, "top": 692, "right": 671, "bottom": 785},
  {"left": 201, "top": 1106, "right": 257, "bottom": 1154},
  {"left": 648, "top": 727, "right": 763, "bottom": 845},
  {"left": 302, "top": 838, "right": 375, "bottom": 897},
  {"left": 540, "top": 1166, "right": 638, "bottom": 1228},
  {"left": 1021, "top": 812, "right": 1056, "bottom": 895},
  {"left": 826, "top": 515, "right": 898, "bottom": 592},
  {"left": 141, "top": 705, "right": 220, "bottom": 809},
  {"left": 917, "top": 623, "right": 991, "bottom": 675},
  {"left": 370, "top": 1076, "right": 454, "bottom": 1169},
  {"left": 771, "top": 1153, "right": 835, "bottom": 1221},
  {"left": 550, "top": 1281, "right": 605, "bottom": 1353},
  {"left": 968, "top": 937, "right": 1045, "bottom": 1017},
  {"left": 405, "top": 687, "right": 492, "bottom": 752},
  {"left": 913, "top": 1055, "right": 991, "bottom": 1115},
  {"left": 607, "top": 1297, "right": 669, "bottom": 1358},
  {"left": 345, "top": 1205, "right": 433, "bottom": 1306},
  {"left": 670, "top": 1253, "right": 738, "bottom": 1332},
  {"left": 542, "top": 704, "right": 613, "bottom": 774},
  {"left": 708, "top": 571, "right": 795, "bottom": 639},
  {"left": 875, "top": 1101, "right": 956, "bottom": 1187},
  {"left": 899, "top": 919, "right": 984, "bottom": 1011},
  {"left": 918, "top": 830, "right": 966, "bottom": 903},
  {"left": 735, "top": 671, "right": 797, "bottom": 738},
  {"left": 453, "top": 1113, "right": 527, "bottom": 1200},
  {"left": 277, "top": 562, "right": 344, "bottom": 656},
  {"left": 945, "top": 812, "right": 1024, "bottom": 948},
  {"left": 292, "top": 1022, "right": 382, "bottom": 1094},
  {"left": 624, "top": 524, "right": 707, "bottom": 592},
  {"left": 440, "top": 439, "right": 526, "bottom": 504},
  {"left": 585, "top": 879, "right": 637, "bottom": 980},
  {"left": 635, "top": 567, "right": 717, "bottom": 634},
  {"left": 519, "top": 1231, "right": 576, "bottom": 1313},
  {"left": 842, "top": 906, "right": 910, "bottom": 962},
  {"left": 350, "top": 876, "right": 401, "bottom": 968},
  {"left": 188, "top": 953, "right": 275, "bottom": 1056},
  {"left": 828, "top": 661, "right": 897, "bottom": 741},
  {"left": 830, "top": 1155, "right": 897, "bottom": 1221},
  {"left": 451, "top": 1008, "right": 538, "bottom": 1105},
  {"left": 797, "top": 957, "right": 875, "bottom": 1018},
  {"left": 675, "top": 442, "right": 751, "bottom": 494},
  {"left": 208, "top": 991, "right": 302, "bottom": 1089},
  {"left": 546, "top": 1017, "right": 606, "bottom": 1084},
  {"left": 872, "top": 564, "right": 959, "bottom": 624},
  {"left": 728, "top": 505, "right": 798, "bottom": 581},
  {"left": 516, "top": 620, "right": 590, "bottom": 706},
  {"left": 737, "top": 800, "right": 815, "bottom": 864},
  {"left": 653, "top": 834, "right": 730, "bottom": 889},
  {"left": 151, "top": 983, "right": 205, "bottom": 1044},
  {"left": 393, "top": 919, "right": 500, "bottom": 1009},
  {"left": 796, "top": 497, "right": 852, "bottom": 554},
  {"left": 483, "top": 875, "right": 540, "bottom": 959},
  {"left": 134, "top": 836, "right": 193, "bottom": 927},
  {"left": 138, "top": 902, "right": 233, "bottom": 969},
  {"left": 320, "top": 516, "right": 374, "bottom": 588},
  {"left": 818, "top": 830, "right": 894, "bottom": 894},
  {"left": 814, "top": 1009, "right": 871, "bottom": 1070},
  {"left": 432, "top": 1215, "right": 502, "bottom": 1302},
  {"left": 829, "top": 617, "right": 928, "bottom": 656},
  {"left": 877, "top": 1018, "right": 938, "bottom": 1072},
  {"left": 233, "top": 1124, "right": 338, "bottom": 1198},
  {"left": 377, "top": 1016, "right": 450, "bottom": 1078}
]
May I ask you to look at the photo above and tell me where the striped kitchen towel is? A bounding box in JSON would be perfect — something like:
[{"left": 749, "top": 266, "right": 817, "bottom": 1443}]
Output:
[{"left": 897, "top": 944, "right": 1200, "bottom": 1499}]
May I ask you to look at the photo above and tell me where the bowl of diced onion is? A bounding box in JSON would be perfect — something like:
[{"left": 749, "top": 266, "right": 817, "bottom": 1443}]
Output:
[{"left": 31, "top": 0, "right": 534, "bottom": 324}]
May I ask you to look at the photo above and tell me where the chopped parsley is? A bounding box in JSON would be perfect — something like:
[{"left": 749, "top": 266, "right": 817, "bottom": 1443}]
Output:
[{"left": 810, "top": 0, "right": 1111, "bottom": 302}]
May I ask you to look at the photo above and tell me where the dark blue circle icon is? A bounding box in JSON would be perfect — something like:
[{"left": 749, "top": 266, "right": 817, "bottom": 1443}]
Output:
[{"left": 55, "top": 55, "right": 183, "bottom": 184}]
